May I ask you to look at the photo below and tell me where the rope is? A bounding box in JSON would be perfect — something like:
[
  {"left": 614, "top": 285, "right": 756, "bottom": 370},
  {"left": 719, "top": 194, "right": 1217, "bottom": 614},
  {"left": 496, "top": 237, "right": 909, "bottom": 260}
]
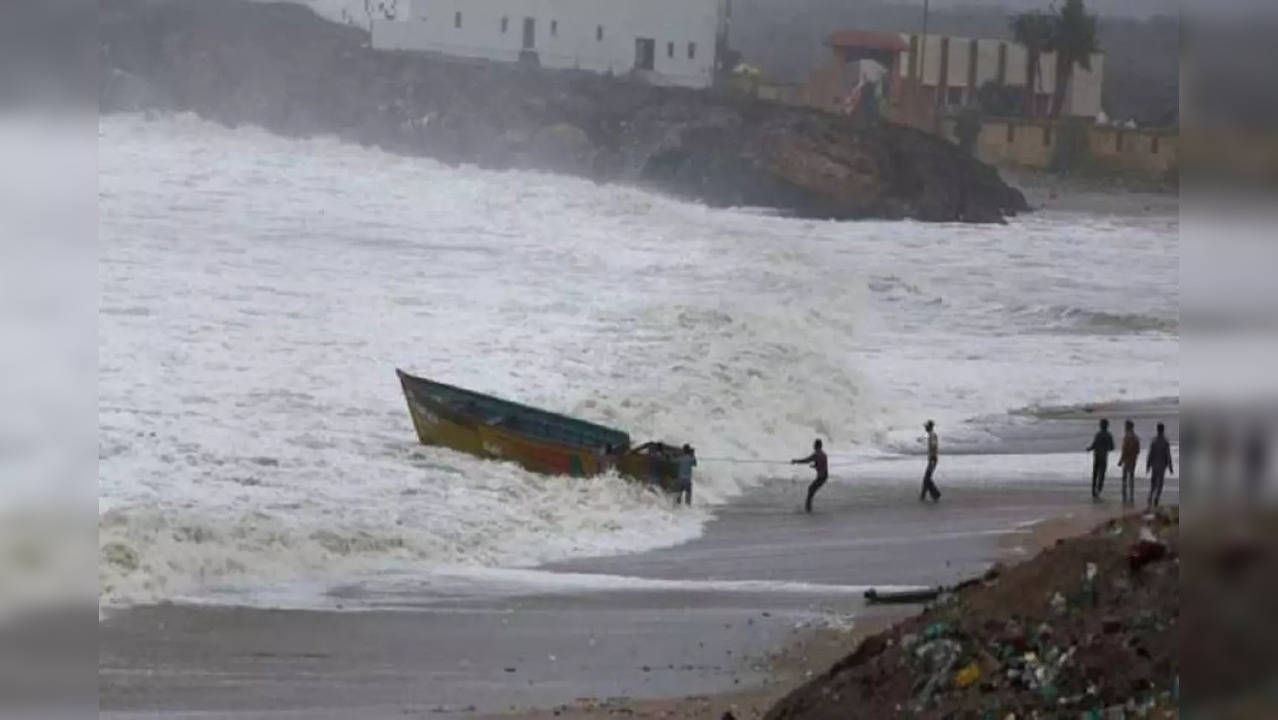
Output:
[
  {"left": 695, "top": 456, "right": 791, "bottom": 465},
  {"left": 696, "top": 455, "right": 860, "bottom": 468}
]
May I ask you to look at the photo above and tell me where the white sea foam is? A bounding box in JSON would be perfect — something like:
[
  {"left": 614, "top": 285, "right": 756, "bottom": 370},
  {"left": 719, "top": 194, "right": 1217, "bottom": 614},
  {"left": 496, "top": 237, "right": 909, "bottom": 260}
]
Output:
[{"left": 97, "top": 113, "right": 1178, "bottom": 608}]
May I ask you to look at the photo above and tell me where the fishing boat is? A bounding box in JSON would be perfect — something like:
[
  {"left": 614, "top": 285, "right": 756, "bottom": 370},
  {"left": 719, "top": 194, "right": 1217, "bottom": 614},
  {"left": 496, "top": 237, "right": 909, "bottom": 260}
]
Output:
[{"left": 396, "top": 369, "right": 686, "bottom": 491}]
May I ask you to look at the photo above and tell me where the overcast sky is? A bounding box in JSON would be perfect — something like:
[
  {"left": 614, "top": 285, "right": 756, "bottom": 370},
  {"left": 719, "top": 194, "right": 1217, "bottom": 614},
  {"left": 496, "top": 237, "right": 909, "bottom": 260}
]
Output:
[{"left": 829, "top": 0, "right": 1177, "bottom": 19}]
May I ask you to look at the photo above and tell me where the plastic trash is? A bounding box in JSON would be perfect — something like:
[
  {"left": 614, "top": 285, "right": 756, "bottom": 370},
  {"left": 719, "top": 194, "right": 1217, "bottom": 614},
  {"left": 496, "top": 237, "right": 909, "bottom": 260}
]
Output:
[
  {"left": 923, "top": 621, "right": 951, "bottom": 640},
  {"left": 1082, "top": 562, "right": 1099, "bottom": 606},
  {"left": 1050, "top": 591, "right": 1067, "bottom": 615},
  {"left": 900, "top": 632, "right": 920, "bottom": 652},
  {"left": 913, "top": 639, "right": 962, "bottom": 709},
  {"left": 954, "top": 661, "right": 981, "bottom": 688}
]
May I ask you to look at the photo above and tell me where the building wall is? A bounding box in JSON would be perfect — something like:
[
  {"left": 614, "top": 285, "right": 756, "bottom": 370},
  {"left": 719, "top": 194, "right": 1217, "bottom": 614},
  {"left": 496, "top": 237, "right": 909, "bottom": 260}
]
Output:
[
  {"left": 1088, "top": 124, "right": 1178, "bottom": 175},
  {"left": 1065, "top": 53, "right": 1103, "bottom": 119},
  {"left": 942, "top": 116, "right": 1178, "bottom": 179},
  {"left": 969, "top": 118, "right": 1056, "bottom": 168},
  {"left": 373, "top": 0, "right": 723, "bottom": 88},
  {"left": 897, "top": 33, "right": 1102, "bottom": 117}
]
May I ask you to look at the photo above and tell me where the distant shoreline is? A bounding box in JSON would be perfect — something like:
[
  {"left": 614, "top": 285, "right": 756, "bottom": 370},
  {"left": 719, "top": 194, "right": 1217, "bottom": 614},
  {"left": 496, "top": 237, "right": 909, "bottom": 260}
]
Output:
[{"left": 1003, "top": 168, "right": 1179, "bottom": 215}]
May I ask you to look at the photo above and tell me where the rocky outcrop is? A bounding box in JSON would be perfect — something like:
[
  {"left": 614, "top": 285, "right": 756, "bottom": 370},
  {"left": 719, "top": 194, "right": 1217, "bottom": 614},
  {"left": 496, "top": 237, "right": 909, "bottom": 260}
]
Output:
[{"left": 99, "top": 0, "right": 1027, "bottom": 222}]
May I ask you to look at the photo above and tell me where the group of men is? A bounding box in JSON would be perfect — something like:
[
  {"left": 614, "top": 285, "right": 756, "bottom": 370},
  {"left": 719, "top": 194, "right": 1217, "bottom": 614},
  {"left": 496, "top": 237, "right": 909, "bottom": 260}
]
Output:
[
  {"left": 670, "top": 417, "right": 1175, "bottom": 513},
  {"left": 1087, "top": 418, "right": 1175, "bottom": 508},
  {"left": 788, "top": 417, "right": 1175, "bottom": 513},
  {"left": 790, "top": 419, "right": 941, "bottom": 513}
]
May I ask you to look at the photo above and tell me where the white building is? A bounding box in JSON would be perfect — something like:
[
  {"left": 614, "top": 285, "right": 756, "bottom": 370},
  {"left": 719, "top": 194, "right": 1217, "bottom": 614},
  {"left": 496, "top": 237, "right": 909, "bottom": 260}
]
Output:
[
  {"left": 897, "top": 33, "right": 1103, "bottom": 118},
  {"left": 371, "top": 0, "right": 730, "bottom": 89}
]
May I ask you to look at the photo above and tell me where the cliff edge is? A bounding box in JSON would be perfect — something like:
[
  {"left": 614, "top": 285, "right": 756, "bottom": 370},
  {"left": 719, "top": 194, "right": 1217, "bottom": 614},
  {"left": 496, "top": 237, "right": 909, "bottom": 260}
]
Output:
[{"left": 100, "top": 0, "right": 1028, "bottom": 223}]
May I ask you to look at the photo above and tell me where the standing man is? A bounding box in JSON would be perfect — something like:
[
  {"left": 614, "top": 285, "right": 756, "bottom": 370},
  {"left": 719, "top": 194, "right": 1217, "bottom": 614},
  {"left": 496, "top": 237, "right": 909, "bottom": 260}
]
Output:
[
  {"left": 792, "top": 439, "right": 829, "bottom": 513},
  {"left": 1146, "top": 422, "right": 1174, "bottom": 509},
  {"left": 1117, "top": 420, "right": 1141, "bottom": 505},
  {"left": 1087, "top": 419, "right": 1115, "bottom": 500},
  {"left": 920, "top": 420, "right": 941, "bottom": 502},
  {"left": 676, "top": 444, "right": 696, "bottom": 506}
]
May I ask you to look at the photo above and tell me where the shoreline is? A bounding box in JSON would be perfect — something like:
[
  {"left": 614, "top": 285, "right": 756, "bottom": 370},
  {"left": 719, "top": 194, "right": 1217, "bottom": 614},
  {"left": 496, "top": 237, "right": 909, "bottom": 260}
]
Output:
[
  {"left": 102, "top": 477, "right": 1150, "bottom": 717},
  {"left": 481, "top": 498, "right": 1132, "bottom": 720}
]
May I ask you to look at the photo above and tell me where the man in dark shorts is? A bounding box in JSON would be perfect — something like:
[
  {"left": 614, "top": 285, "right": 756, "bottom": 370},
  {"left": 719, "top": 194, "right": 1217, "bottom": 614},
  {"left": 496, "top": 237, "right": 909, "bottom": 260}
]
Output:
[
  {"left": 920, "top": 420, "right": 941, "bottom": 502},
  {"left": 1146, "top": 422, "right": 1174, "bottom": 509},
  {"left": 792, "top": 439, "right": 829, "bottom": 513},
  {"left": 1087, "top": 419, "right": 1115, "bottom": 500}
]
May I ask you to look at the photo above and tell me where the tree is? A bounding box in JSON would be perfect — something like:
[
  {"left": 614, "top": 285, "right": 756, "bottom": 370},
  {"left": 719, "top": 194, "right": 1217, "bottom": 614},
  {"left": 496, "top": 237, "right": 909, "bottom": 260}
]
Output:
[
  {"left": 1009, "top": 11, "right": 1054, "bottom": 118},
  {"left": 1048, "top": 0, "right": 1100, "bottom": 118}
]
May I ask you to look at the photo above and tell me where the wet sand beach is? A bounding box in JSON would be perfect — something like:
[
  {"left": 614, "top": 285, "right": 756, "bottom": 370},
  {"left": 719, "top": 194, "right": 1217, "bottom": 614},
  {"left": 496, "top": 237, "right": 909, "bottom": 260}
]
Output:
[{"left": 100, "top": 461, "right": 1173, "bottom": 719}]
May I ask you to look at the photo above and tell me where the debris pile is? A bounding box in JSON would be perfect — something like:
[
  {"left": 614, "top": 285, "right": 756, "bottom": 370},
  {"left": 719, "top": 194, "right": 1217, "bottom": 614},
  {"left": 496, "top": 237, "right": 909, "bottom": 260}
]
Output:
[{"left": 765, "top": 509, "right": 1180, "bottom": 719}]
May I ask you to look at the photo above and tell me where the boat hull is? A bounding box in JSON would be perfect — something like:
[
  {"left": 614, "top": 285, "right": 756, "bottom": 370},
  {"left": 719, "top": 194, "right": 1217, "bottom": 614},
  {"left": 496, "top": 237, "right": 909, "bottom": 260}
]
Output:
[{"left": 397, "top": 370, "right": 685, "bottom": 491}]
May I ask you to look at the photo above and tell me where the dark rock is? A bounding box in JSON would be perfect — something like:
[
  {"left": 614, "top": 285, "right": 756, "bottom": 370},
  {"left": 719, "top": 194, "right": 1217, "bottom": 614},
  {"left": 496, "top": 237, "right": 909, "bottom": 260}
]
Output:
[{"left": 98, "top": 0, "right": 1027, "bottom": 224}]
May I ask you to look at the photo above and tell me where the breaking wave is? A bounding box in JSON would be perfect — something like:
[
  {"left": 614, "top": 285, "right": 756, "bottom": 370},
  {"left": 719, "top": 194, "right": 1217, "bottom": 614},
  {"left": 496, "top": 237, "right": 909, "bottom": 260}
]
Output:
[
  {"left": 96, "top": 114, "right": 1178, "bottom": 608},
  {"left": 1010, "top": 304, "right": 1179, "bottom": 335}
]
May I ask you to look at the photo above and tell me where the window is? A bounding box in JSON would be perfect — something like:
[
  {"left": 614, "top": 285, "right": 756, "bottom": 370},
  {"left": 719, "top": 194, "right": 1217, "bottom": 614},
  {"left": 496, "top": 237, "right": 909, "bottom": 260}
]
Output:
[
  {"left": 1151, "top": 135, "right": 1160, "bottom": 154},
  {"left": 1116, "top": 131, "right": 1125, "bottom": 151},
  {"left": 597, "top": 25, "right": 603, "bottom": 42},
  {"left": 1006, "top": 123, "right": 1015, "bottom": 143},
  {"left": 454, "top": 11, "right": 461, "bottom": 28},
  {"left": 551, "top": 20, "right": 558, "bottom": 37},
  {"left": 501, "top": 16, "right": 508, "bottom": 33},
  {"left": 947, "top": 87, "right": 963, "bottom": 106},
  {"left": 688, "top": 42, "right": 696, "bottom": 60},
  {"left": 967, "top": 39, "right": 978, "bottom": 91},
  {"left": 1043, "top": 126, "right": 1052, "bottom": 146},
  {"left": 667, "top": 41, "right": 674, "bottom": 58}
]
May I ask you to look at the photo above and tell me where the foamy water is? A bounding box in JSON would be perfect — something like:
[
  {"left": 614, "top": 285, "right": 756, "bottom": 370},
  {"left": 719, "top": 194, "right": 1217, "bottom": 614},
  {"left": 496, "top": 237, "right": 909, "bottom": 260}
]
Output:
[{"left": 97, "top": 114, "right": 1177, "bottom": 607}]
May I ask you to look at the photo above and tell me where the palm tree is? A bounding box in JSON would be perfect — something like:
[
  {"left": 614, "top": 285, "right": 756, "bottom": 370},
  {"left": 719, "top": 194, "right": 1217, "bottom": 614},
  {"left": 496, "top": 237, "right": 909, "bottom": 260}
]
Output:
[
  {"left": 1048, "top": 0, "right": 1100, "bottom": 118},
  {"left": 1009, "top": 11, "right": 1054, "bottom": 118}
]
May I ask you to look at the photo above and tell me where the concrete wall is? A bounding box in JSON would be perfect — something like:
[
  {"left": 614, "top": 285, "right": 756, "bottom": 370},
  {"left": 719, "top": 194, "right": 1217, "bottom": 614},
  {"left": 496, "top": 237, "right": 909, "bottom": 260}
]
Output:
[
  {"left": 942, "top": 116, "right": 1178, "bottom": 179},
  {"left": 1088, "top": 123, "right": 1178, "bottom": 176},
  {"left": 373, "top": 0, "right": 723, "bottom": 88}
]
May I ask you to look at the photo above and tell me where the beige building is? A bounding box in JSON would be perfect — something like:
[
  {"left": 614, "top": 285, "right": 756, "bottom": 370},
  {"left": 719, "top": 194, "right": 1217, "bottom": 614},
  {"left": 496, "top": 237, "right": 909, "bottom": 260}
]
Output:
[{"left": 897, "top": 33, "right": 1103, "bottom": 119}]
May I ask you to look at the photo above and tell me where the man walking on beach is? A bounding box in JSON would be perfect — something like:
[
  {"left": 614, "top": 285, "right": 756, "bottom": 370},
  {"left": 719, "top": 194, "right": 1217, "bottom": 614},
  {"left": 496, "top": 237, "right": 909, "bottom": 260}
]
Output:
[
  {"left": 792, "top": 439, "right": 828, "bottom": 513},
  {"left": 1118, "top": 420, "right": 1141, "bottom": 504},
  {"left": 675, "top": 444, "right": 696, "bottom": 506},
  {"left": 920, "top": 420, "right": 941, "bottom": 502},
  {"left": 1146, "top": 422, "right": 1174, "bottom": 509},
  {"left": 1087, "top": 419, "right": 1115, "bottom": 500}
]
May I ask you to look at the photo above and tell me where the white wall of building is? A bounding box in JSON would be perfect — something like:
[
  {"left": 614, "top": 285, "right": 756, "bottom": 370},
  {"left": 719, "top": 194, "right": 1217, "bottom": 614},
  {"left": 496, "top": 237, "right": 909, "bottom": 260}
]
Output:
[
  {"left": 1065, "top": 53, "right": 1103, "bottom": 118},
  {"left": 372, "top": 0, "right": 725, "bottom": 88}
]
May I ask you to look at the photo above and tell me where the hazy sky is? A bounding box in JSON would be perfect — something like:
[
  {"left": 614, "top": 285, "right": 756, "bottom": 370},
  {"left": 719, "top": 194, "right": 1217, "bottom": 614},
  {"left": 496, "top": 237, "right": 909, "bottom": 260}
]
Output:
[{"left": 801, "top": 0, "right": 1178, "bottom": 19}]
